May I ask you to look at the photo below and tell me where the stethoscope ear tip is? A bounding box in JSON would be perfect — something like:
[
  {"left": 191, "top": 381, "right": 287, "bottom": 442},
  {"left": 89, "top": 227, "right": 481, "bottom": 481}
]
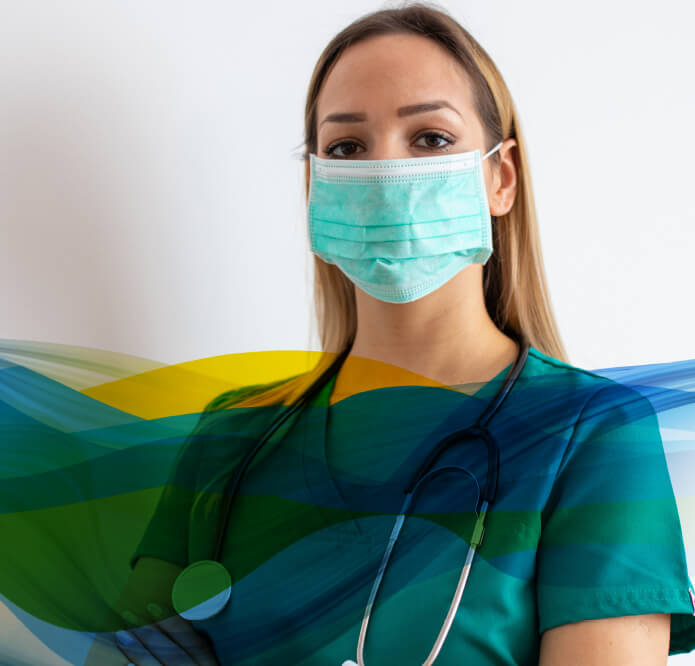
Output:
[{"left": 342, "top": 661, "right": 359, "bottom": 666}]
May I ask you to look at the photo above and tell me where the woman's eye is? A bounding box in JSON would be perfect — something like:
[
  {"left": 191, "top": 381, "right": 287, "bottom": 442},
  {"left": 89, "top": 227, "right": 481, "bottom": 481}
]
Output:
[
  {"left": 324, "top": 132, "right": 455, "bottom": 158},
  {"left": 414, "top": 132, "right": 455, "bottom": 150},
  {"left": 324, "top": 141, "right": 363, "bottom": 158}
]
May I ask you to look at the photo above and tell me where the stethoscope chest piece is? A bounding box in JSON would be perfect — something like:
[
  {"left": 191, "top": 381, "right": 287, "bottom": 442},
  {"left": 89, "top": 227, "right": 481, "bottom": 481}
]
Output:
[{"left": 171, "top": 559, "right": 232, "bottom": 621}]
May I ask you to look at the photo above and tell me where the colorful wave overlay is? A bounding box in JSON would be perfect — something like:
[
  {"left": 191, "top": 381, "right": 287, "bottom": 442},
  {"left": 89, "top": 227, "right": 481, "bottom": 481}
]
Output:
[{"left": 1, "top": 338, "right": 695, "bottom": 664}]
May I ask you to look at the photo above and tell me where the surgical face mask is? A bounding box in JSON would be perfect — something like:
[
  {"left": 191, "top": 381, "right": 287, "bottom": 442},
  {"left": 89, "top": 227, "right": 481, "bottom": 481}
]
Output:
[{"left": 307, "top": 141, "right": 503, "bottom": 303}]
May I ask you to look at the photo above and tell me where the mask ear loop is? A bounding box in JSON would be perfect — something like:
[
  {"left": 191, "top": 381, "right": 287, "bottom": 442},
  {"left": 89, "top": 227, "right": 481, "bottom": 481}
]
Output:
[{"left": 482, "top": 141, "right": 504, "bottom": 161}]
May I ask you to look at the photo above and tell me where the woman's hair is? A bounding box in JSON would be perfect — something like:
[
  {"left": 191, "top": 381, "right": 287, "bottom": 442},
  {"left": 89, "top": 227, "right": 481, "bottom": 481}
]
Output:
[{"left": 210, "top": 0, "right": 568, "bottom": 411}]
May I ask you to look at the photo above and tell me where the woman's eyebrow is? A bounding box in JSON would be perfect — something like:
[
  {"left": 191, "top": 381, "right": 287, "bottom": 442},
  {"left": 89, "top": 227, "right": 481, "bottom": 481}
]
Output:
[{"left": 319, "top": 100, "right": 462, "bottom": 127}]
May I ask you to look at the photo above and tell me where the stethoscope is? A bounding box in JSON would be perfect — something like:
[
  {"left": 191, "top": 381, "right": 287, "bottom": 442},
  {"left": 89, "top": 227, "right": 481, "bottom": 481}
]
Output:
[{"left": 171, "top": 336, "right": 530, "bottom": 665}]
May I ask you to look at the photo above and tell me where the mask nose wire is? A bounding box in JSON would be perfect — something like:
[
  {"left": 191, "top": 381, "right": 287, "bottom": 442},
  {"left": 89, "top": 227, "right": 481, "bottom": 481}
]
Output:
[{"left": 482, "top": 141, "right": 504, "bottom": 161}]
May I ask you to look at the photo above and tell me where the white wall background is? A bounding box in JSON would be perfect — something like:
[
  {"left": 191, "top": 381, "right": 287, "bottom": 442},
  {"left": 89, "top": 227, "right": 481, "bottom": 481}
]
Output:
[
  {"left": 1, "top": 0, "right": 694, "bottom": 371},
  {"left": 1, "top": 0, "right": 694, "bottom": 662}
]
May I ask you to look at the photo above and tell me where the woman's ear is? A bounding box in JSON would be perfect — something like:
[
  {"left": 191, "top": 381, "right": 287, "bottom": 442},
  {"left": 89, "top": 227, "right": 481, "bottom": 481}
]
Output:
[{"left": 489, "top": 139, "right": 518, "bottom": 218}]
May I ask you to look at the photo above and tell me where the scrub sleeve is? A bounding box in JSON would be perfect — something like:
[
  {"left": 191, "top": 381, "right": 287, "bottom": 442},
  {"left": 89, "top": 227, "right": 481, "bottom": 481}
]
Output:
[
  {"left": 534, "top": 380, "right": 695, "bottom": 655},
  {"left": 129, "top": 415, "right": 206, "bottom": 571},
  {"left": 129, "top": 387, "right": 254, "bottom": 572}
]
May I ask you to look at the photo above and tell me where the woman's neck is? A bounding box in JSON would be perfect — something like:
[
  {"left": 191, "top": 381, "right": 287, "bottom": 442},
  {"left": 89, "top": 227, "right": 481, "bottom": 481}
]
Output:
[{"left": 345, "top": 265, "right": 519, "bottom": 387}]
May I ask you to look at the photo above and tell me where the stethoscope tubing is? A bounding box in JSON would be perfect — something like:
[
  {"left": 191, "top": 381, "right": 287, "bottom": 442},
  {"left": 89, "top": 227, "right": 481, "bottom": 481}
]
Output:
[
  {"left": 352, "top": 339, "right": 529, "bottom": 665},
  {"left": 214, "top": 338, "right": 527, "bottom": 559},
  {"left": 211, "top": 340, "right": 355, "bottom": 561},
  {"left": 204, "top": 336, "right": 529, "bottom": 666}
]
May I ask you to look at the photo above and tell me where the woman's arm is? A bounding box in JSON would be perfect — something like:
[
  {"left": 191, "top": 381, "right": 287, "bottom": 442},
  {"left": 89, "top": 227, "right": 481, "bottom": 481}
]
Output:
[
  {"left": 538, "top": 613, "right": 671, "bottom": 665},
  {"left": 84, "top": 556, "right": 220, "bottom": 665},
  {"left": 535, "top": 383, "right": 694, "bottom": 659}
]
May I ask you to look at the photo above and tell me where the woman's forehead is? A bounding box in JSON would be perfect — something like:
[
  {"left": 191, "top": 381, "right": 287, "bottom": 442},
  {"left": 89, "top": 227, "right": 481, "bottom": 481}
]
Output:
[{"left": 317, "top": 37, "right": 474, "bottom": 127}]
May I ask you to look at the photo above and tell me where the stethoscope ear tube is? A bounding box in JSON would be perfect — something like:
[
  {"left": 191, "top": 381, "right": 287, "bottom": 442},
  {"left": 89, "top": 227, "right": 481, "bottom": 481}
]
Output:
[
  {"left": 477, "top": 339, "right": 529, "bottom": 428},
  {"left": 172, "top": 341, "right": 359, "bottom": 623},
  {"left": 404, "top": 426, "right": 500, "bottom": 511},
  {"left": 210, "top": 338, "right": 356, "bottom": 561},
  {"left": 404, "top": 339, "right": 528, "bottom": 509}
]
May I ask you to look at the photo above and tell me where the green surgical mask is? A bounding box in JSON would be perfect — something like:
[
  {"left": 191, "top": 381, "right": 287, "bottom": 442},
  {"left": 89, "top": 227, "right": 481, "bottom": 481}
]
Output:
[{"left": 307, "top": 142, "right": 503, "bottom": 303}]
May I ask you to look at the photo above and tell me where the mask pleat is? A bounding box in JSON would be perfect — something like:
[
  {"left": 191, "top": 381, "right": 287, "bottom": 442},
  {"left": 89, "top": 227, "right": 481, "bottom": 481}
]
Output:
[{"left": 306, "top": 147, "right": 498, "bottom": 303}]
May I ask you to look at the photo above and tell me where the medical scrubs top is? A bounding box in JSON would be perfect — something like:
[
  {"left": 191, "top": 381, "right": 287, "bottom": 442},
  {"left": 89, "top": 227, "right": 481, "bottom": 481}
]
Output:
[{"left": 130, "top": 346, "right": 695, "bottom": 665}]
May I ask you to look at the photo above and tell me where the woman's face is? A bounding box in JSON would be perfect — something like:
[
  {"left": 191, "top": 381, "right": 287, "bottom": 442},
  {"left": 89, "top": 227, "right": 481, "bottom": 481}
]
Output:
[{"left": 311, "top": 33, "right": 516, "bottom": 216}]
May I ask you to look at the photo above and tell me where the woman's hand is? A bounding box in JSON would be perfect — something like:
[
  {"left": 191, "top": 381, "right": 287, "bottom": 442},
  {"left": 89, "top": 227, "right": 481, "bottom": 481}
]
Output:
[
  {"left": 83, "top": 556, "right": 220, "bottom": 665},
  {"left": 84, "top": 608, "right": 220, "bottom": 665},
  {"left": 113, "top": 609, "right": 220, "bottom": 665}
]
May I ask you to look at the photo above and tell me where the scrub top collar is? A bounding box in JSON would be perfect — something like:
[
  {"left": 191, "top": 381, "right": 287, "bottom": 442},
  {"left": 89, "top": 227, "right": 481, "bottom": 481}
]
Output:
[{"left": 297, "top": 365, "right": 512, "bottom": 544}]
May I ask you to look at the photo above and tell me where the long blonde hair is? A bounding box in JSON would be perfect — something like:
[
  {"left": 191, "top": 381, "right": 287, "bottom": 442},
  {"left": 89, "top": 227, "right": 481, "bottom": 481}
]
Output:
[{"left": 212, "top": 1, "right": 568, "bottom": 411}]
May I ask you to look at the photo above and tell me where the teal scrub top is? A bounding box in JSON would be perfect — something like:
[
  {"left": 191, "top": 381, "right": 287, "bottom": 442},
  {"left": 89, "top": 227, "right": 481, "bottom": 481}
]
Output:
[{"left": 131, "top": 346, "right": 695, "bottom": 664}]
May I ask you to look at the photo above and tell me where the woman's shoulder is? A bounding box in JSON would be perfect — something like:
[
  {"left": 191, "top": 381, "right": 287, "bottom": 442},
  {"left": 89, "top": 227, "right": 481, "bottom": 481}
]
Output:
[
  {"left": 521, "top": 346, "right": 652, "bottom": 424},
  {"left": 526, "top": 345, "right": 606, "bottom": 382},
  {"left": 526, "top": 345, "right": 629, "bottom": 394}
]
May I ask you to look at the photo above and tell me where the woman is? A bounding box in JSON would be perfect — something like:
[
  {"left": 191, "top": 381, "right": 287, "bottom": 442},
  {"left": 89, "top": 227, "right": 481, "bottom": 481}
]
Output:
[{"left": 97, "top": 2, "right": 695, "bottom": 664}]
